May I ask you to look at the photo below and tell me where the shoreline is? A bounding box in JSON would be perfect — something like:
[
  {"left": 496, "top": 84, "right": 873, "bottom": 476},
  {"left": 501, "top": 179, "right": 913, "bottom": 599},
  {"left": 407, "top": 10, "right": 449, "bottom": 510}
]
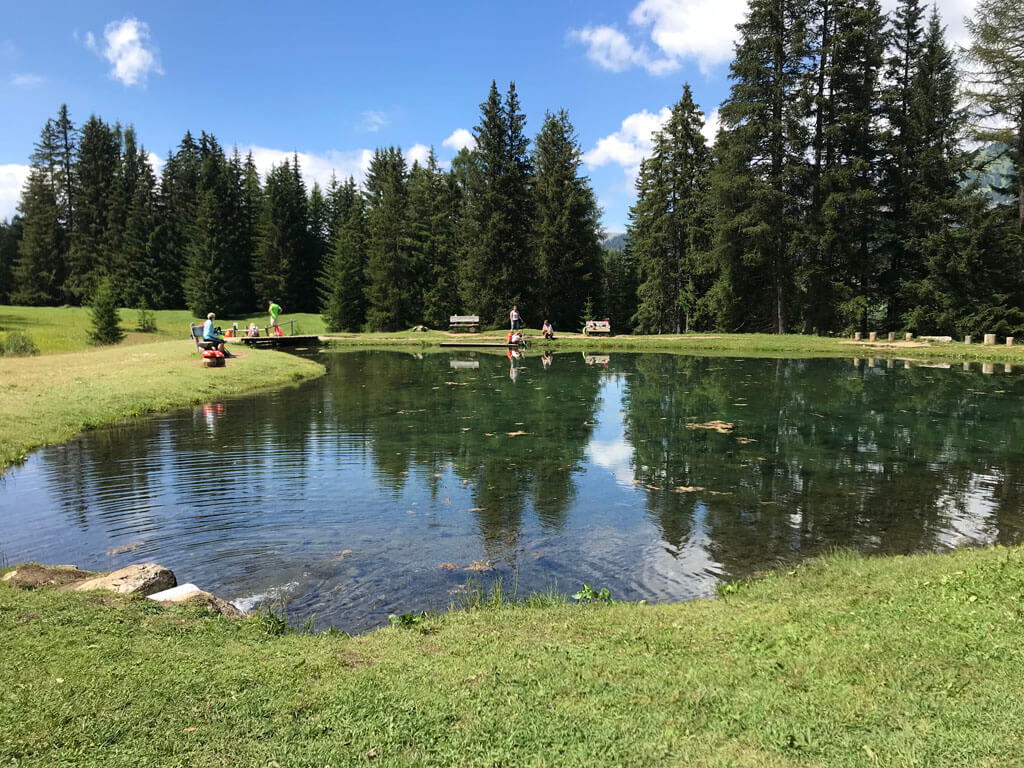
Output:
[
  {"left": 1, "top": 340, "right": 325, "bottom": 472},
  {"left": 2, "top": 544, "right": 1021, "bottom": 765}
]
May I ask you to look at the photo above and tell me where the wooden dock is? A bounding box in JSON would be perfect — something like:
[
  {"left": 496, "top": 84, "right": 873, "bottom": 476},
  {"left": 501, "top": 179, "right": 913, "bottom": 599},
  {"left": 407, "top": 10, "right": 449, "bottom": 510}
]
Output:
[
  {"left": 238, "top": 335, "right": 322, "bottom": 349},
  {"left": 439, "top": 342, "right": 525, "bottom": 348}
]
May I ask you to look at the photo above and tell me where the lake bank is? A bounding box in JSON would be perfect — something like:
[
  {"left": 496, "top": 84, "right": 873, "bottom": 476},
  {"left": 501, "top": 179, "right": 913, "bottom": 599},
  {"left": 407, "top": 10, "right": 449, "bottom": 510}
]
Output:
[
  {"left": 0, "top": 340, "right": 325, "bottom": 470},
  {"left": 2, "top": 544, "right": 1022, "bottom": 766}
]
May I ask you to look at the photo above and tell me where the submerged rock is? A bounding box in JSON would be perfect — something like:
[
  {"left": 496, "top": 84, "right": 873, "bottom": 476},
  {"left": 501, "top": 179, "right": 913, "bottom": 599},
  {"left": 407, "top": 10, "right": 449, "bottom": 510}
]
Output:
[{"left": 62, "top": 563, "right": 176, "bottom": 597}]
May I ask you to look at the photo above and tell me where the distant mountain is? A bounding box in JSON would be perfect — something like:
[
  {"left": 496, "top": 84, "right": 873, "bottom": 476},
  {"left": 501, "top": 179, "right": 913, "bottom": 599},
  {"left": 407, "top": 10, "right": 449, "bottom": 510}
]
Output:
[
  {"left": 603, "top": 232, "right": 628, "bottom": 252},
  {"left": 966, "top": 143, "right": 1015, "bottom": 204}
]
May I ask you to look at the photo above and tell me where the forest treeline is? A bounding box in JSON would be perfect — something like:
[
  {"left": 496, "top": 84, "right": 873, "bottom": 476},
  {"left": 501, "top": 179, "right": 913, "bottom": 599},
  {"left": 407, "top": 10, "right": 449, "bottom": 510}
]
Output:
[{"left": 0, "top": 0, "right": 1021, "bottom": 336}]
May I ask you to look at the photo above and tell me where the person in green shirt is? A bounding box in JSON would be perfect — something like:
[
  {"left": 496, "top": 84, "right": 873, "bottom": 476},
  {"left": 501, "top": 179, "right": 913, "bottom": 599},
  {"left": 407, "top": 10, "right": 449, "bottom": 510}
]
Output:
[{"left": 268, "top": 300, "right": 283, "bottom": 336}]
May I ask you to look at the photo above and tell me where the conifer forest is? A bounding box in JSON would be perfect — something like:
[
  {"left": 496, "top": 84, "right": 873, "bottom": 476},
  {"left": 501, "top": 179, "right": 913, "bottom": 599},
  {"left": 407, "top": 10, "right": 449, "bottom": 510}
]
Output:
[{"left": 1, "top": 0, "right": 1022, "bottom": 337}]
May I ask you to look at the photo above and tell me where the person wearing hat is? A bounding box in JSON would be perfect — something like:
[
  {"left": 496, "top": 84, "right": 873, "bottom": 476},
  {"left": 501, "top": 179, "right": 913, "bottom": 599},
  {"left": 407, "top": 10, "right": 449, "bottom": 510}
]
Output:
[{"left": 201, "top": 312, "right": 226, "bottom": 353}]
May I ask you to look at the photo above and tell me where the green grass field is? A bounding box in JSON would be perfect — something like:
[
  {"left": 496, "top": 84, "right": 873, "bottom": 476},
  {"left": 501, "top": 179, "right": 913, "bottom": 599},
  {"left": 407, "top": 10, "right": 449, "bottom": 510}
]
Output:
[{"left": 2, "top": 546, "right": 1023, "bottom": 767}]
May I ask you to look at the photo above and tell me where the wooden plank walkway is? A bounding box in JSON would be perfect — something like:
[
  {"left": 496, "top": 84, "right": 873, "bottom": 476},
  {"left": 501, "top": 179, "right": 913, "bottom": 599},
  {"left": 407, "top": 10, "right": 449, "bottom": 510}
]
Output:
[
  {"left": 439, "top": 342, "right": 524, "bottom": 348},
  {"left": 238, "top": 335, "right": 322, "bottom": 349}
]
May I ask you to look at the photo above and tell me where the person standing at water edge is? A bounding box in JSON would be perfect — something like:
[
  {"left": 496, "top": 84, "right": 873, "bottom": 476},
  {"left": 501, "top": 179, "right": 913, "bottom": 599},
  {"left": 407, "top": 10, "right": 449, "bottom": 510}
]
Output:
[
  {"left": 268, "top": 300, "right": 283, "bottom": 336},
  {"left": 510, "top": 305, "right": 520, "bottom": 331}
]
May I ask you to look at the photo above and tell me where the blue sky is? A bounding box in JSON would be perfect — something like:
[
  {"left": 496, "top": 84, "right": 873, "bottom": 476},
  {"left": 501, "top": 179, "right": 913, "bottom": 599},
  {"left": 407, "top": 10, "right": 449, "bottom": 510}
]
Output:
[{"left": 0, "top": 0, "right": 976, "bottom": 232}]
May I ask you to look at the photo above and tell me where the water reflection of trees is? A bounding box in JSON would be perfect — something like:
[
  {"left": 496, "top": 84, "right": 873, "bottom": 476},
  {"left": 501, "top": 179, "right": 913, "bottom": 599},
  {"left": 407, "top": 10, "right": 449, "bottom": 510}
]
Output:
[
  {"left": 622, "top": 355, "right": 1024, "bottom": 578},
  {"left": 326, "top": 351, "right": 603, "bottom": 560}
]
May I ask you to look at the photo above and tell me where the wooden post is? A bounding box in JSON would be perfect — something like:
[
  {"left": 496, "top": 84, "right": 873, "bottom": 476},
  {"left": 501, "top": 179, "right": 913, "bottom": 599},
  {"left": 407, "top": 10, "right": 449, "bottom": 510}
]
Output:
[
  {"left": 868, "top": 331, "right": 877, "bottom": 342},
  {"left": 854, "top": 332, "right": 862, "bottom": 341},
  {"left": 964, "top": 335, "right": 972, "bottom": 345},
  {"left": 1007, "top": 337, "right": 1015, "bottom": 346},
  {"left": 905, "top": 332, "right": 913, "bottom": 341},
  {"left": 984, "top": 334, "right": 996, "bottom": 345},
  {"left": 887, "top": 332, "right": 895, "bottom": 342}
]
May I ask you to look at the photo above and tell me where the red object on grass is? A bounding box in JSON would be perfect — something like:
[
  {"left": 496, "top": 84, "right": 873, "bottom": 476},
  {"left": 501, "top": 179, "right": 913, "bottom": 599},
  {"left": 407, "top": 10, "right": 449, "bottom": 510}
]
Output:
[{"left": 201, "top": 349, "right": 225, "bottom": 359}]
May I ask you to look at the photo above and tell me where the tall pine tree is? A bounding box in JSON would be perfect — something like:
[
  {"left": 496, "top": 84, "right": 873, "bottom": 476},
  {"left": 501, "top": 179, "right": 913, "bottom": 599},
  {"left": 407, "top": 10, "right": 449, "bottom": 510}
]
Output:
[
  {"left": 531, "top": 109, "right": 604, "bottom": 330},
  {"left": 363, "top": 147, "right": 410, "bottom": 330},
  {"left": 629, "top": 86, "right": 713, "bottom": 333}
]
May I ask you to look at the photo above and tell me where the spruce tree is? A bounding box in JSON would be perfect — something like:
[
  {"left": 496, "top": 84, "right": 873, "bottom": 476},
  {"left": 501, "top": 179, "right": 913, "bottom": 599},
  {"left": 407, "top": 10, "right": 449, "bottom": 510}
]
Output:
[
  {"left": 710, "top": 0, "right": 813, "bottom": 333},
  {"left": 531, "top": 109, "right": 604, "bottom": 330},
  {"left": 319, "top": 177, "right": 368, "bottom": 331},
  {"left": 461, "top": 81, "right": 534, "bottom": 327},
  {"left": 0, "top": 216, "right": 22, "bottom": 304},
  {"left": 628, "top": 85, "right": 712, "bottom": 333},
  {"left": 121, "top": 150, "right": 159, "bottom": 309},
  {"left": 66, "top": 115, "right": 119, "bottom": 302},
  {"left": 877, "top": 0, "right": 927, "bottom": 328},
  {"left": 602, "top": 243, "right": 640, "bottom": 334},
  {"left": 87, "top": 276, "right": 123, "bottom": 345},
  {"left": 363, "top": 147, "right": 410, "bottom": 330},
  {"left": 150, "top": 132, "right": 202, "bottom": 309},
  {"left": 891, "top": 9, "right": 969, "bottom": 332},
  {"left": 11, "top": 170, "right": 65, "bottom": 305},
  {"left": 254, "top": 157, "right": 310, "bottom": 311},
  {"left": 820, "top": 0, "right": 886, "bottom": 333}
]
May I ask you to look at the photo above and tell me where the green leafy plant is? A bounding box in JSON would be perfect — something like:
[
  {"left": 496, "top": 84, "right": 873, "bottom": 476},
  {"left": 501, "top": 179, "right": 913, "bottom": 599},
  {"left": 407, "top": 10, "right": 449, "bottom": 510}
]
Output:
[
  {"left": 572, "top": 583, "right": 614, "bottom": 604},
  {"left": 388, "top": 611, "right": 428, "bottom": 628}
]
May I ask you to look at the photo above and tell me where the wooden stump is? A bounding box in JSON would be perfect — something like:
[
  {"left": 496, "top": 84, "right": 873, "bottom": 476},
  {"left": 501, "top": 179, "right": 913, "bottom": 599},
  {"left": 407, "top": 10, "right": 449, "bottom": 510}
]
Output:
[
  {"left": 868, "top": 331, "right": 878, "bottom": 342},
  {"left": 984, "top": 333, "right": 996, "bottom": 345},
  {"left": 1007, "top": 337, "right": 1014, "bottom": 346},
  {"left": 887, "top": 332, "right": 895, "bottom": 342},
  {"left": 905, "top": 332, "right": 913, "bottom": 341},
  {"left": 965, "top": 335, "right": 972, "bottom": 345},
  {"left": 983, "top": 362, "right": 994, "bottom": 374},
  {"left": 854, "top": 332, "right": 862, "bottom": 341}
]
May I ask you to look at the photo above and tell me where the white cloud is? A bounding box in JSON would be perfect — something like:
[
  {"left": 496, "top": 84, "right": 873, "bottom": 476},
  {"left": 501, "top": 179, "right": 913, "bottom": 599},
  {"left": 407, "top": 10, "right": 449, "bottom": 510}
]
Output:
[
  {"left": 442, "top": 128, "right": 475, "bottom": 152},
  {"left": 701, "top": 107, "right": 720, "bottom": 146},
  {"left": 244, "top": 146, "right": 373, "bottom": 191},
  {"left": 146, "top": 151, "right": 165, "bottom": 176},
  {"left": 359, "top": 110, "right": 389, "bottom": 133},
  {"left": 629, "top": 0, "right": 747, "bottom": 74},
  {"left": 573, "top": 0, "right": 976, "bottom": 78},
  {"left": 91, "top": 18, "right": 163, "bottom": 87},
  {"left": 10, "top": 73, "right": 44, "bottom": 88},
  {"left": 583, "top": 107, "right": 671, "bottom": 185},
  {"left": 406, "top": 143, "right": 431, "bottom": 167},
  {"left": 569, "top": 25, "right": 678, "bottom": 76},
  {"left": 0, "top": 164, "right": 30, "bottom": 222}
]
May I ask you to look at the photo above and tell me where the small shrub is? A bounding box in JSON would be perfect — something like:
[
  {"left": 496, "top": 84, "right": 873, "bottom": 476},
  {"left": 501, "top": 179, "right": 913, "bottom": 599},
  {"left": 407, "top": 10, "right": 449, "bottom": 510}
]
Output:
[
  {"left": 1, "top": 330, "right": 40, "bottom": 357},
  {"left": 135, "top": 302, "right": 157, "bottom": 333},
  {"left": 88, "top": 279, "right": 125, "bottom": 345}
]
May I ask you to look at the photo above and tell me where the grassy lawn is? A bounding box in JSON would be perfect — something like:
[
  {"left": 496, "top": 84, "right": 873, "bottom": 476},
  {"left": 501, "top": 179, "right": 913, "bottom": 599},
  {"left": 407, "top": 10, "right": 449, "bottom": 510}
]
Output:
[
  {"left": 2, "top": 545, "right": 1023, "bottom": 767},
  {"left": 0, "top": 340, "right": 324, "bottom": 470},
  {"left": 0, "top": 305, "right": 330, "bottom": 355}
]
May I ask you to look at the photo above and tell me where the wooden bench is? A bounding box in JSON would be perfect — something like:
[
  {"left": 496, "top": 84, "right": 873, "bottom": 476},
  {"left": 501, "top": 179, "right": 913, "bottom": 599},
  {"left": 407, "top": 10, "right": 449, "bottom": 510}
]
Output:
[
  {"left": 449, "top": 315, "right": 480, "bottom": 333},
  {"left": 583, "top": 320, "right": 613, "bottom": 336},
  {"left": 189, "top": 324, "right": 226, "bottom": 367}
]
